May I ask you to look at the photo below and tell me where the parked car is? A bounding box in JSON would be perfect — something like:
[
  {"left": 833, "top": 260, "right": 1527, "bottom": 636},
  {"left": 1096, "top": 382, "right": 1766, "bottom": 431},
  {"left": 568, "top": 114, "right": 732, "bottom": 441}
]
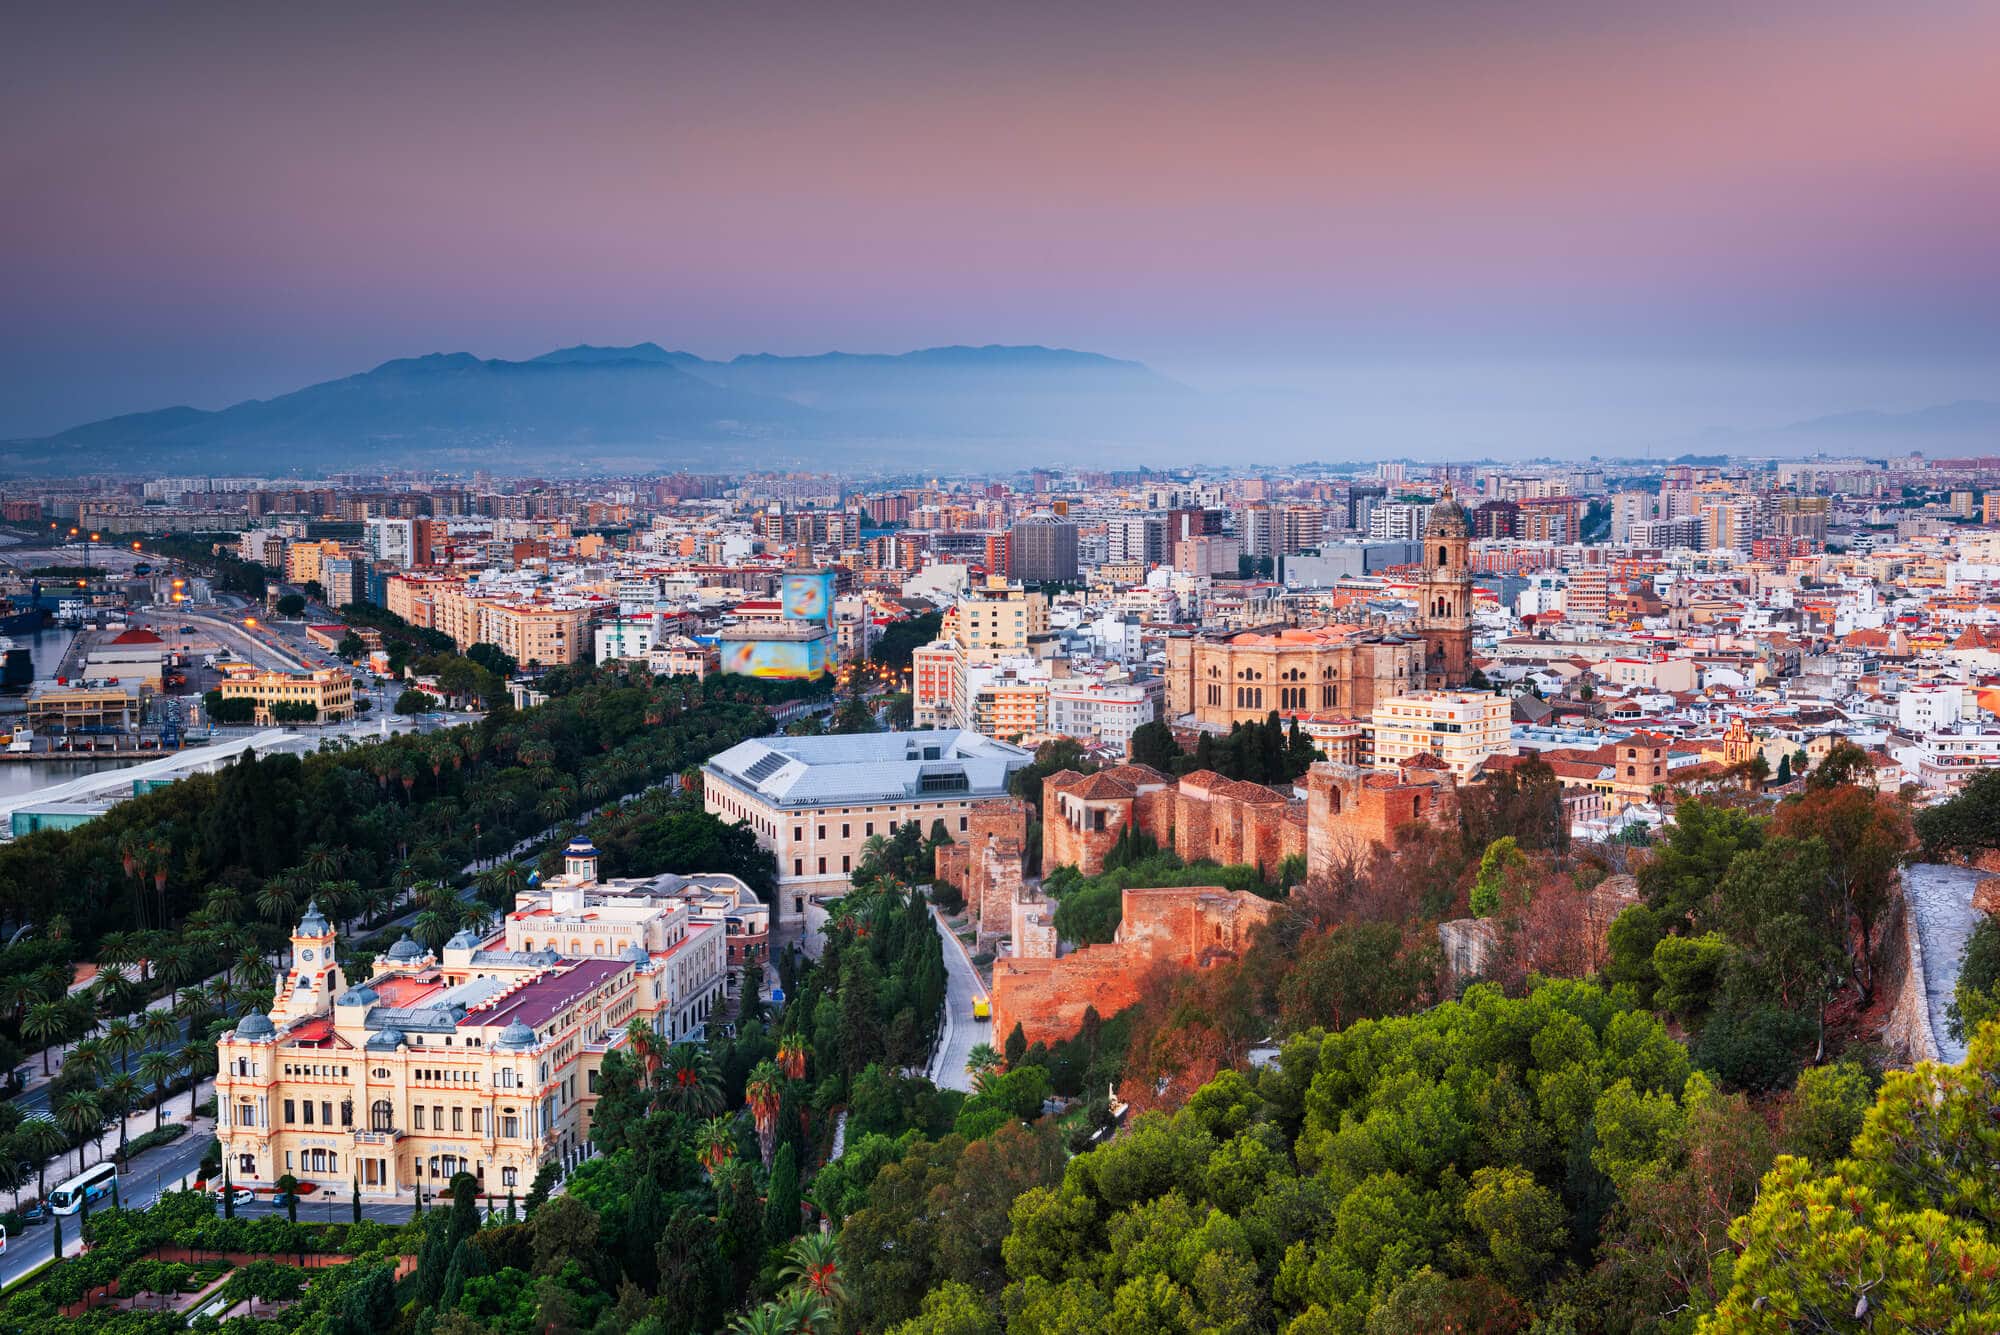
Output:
[{"left": 213, "top": 1186, "right": 255, "bottom": 1208}]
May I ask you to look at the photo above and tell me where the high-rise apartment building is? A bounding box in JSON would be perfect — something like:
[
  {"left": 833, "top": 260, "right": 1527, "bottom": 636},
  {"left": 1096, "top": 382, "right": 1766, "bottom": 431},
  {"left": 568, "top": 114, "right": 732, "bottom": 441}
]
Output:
[{"left": 1008, "top": 515, "right": 1079, "bottom": 582}]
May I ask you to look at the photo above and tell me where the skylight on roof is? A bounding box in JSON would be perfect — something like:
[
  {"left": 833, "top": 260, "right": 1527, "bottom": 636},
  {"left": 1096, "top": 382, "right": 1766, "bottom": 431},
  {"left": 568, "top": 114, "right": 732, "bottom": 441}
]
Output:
[{"left": 741, "top": 752, "right": 789, "bottom": 783}]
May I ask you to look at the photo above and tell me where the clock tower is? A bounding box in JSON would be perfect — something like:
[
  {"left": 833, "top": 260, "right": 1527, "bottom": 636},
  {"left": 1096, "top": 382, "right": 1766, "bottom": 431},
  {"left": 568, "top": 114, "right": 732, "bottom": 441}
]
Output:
[{"left": 274, "top": 900, "right": 344, "bottom": 1023}]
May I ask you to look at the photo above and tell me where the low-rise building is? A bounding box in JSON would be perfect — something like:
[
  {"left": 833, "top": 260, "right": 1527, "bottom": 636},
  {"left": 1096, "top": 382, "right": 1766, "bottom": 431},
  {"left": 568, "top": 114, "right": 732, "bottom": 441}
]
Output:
[
  {"left": 216, "top": 664, "right": 356, "bottom": 724},
  {"left": 703, "top": 730, "right": 1032, "bottom": 926},
  {"left": 1369, "top": 690, "right": 1514, "bottom": 778}
]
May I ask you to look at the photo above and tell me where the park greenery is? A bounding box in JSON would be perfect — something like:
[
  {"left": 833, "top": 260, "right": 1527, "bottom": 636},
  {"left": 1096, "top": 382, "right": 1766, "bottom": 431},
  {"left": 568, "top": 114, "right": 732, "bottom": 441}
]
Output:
[
  {"left": 0, "top": 664, "right": 797, "bottom": 1220},
  {"left": 6, "top": 668, "right": 1997, "bottom": 1330}
]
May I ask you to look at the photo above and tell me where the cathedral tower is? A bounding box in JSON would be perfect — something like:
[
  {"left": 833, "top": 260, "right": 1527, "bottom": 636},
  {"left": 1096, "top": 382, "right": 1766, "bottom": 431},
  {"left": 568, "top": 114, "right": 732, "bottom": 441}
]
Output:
[{"left": 1419, "top": 486, "right": 1474, "bottom": 688}]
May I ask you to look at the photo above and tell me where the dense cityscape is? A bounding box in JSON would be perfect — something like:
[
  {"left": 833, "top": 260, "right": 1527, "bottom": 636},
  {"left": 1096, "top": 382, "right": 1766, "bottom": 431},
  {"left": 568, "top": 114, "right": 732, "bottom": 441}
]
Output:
[
  {"left": 7, "top": 0, "right": 2000, "bottom": 1330},
  {"left": 0, "top": 455, "right": 1990, "bottom": 1331}
]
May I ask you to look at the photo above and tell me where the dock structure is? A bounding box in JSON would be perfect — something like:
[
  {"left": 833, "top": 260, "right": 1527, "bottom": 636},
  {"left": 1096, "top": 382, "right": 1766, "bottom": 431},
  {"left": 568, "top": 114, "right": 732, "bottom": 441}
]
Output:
[{"left": 0, "top": 728, "right": 320, "bottom": 838}]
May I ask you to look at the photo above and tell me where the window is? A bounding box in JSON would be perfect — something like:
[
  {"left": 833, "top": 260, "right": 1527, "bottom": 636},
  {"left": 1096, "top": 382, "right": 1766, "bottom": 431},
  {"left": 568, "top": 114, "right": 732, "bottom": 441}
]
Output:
[
  {"left": 472, "top": 1108, "right": 483, "bottom": 1133},
  {"left": 452, "top": 1107, "right": 464, "bottom": 1132},
  {"left": 283, "top": 1099, "right": 296, "bottom": 1124},
  {"left": 841, "top": 824, "right": 850, "bottom": 839},
  {"left": 372, "top": 1100, "right": 394, "bottom": 1131},
  {"left": 818, "top": 857, "right": 826, "bottom": 875},
  {"left": 502, "top": 1166, "right": 518, "bottom": 1187},
  {"left": 501, "top": 1112, "right": 520, "bottom": 1138},
  {"left": 413, "top": 1106, "right": 426, "bottom": 1130},
  {"left": 842, "top": 855, "right": 851, "bottom": 873}
]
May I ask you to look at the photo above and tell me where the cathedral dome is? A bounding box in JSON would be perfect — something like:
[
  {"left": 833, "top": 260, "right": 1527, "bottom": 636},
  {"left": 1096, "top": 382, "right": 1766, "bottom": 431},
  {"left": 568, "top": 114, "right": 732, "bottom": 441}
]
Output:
[{"left": 1425, "top": 489, "right": 1470, "bottom": 539}]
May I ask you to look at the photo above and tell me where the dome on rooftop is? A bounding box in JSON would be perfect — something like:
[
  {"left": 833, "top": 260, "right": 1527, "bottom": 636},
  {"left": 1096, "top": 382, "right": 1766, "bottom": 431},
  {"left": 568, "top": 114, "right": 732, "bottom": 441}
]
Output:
[
  {"left": 446, "top": 929, "right": 480, "bottom": 951},
  {"left": 496, "top": 1020, "right": 537, "bottom": 1050},
  {"left": 336, "top": 985, "right": 379, "bottom": 1007},
  {"left": 619, "top": 943, "right": 650, "bottom": 963},
  {"left": 236, "top": 1012, "right": 276, "bottom": 1040},
  {"left": 367, "top": 1026, "right": 407, "bottom": 1050},
  {"left": 386, "top": 935, "right": 424, "bottom": 962},
  {"left": 1425, "top": 488, "right": 1470, "bottom": 539},
  {"left": 296, "top": 900, "right": 330, "bottom": 935}
]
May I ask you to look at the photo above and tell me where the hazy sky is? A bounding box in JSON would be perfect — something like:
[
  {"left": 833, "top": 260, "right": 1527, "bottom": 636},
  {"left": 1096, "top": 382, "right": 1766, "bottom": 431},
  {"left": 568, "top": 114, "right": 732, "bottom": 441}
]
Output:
[{"left": 4, "top": 0, "right": 1998, "bottom": 452}]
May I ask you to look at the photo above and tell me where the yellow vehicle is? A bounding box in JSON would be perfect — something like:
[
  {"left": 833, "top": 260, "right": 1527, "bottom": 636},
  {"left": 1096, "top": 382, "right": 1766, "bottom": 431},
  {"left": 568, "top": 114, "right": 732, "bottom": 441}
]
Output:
[{"left": 971, "top": 997, "right": 991, "bottom": 1021}]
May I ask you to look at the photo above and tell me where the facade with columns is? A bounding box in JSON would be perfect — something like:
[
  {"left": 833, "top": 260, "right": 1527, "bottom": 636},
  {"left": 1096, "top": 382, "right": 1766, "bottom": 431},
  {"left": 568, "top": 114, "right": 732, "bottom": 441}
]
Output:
[{"left": 214, "top": 841, "right": 735, "bottom": 1199}]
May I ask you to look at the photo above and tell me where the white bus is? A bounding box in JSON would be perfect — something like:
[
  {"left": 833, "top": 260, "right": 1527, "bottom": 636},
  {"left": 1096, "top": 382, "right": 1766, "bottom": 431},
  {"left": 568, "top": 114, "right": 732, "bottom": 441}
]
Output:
[{"left": 49, "top": 1162, "right": 118, "bottom": 1215}]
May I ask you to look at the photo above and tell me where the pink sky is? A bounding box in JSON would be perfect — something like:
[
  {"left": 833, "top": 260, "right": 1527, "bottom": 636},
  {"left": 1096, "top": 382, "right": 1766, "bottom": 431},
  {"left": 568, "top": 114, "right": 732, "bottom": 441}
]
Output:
[{"left": 3, "top": 0, "right": 1997, "bottom": 447}]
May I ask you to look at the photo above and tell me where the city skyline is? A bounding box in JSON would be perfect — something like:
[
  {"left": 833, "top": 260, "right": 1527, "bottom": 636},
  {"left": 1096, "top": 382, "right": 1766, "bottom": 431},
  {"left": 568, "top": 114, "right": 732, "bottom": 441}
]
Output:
[{"left": 5, "top": 1, "right": 1998, "bottom": 457}]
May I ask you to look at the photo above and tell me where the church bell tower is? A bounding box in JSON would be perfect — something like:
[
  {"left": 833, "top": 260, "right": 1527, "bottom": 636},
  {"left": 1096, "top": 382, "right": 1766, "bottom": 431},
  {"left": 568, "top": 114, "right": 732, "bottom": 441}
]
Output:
[{"left": 1419, "top": 486, "right": 1474, "bottom": 688}]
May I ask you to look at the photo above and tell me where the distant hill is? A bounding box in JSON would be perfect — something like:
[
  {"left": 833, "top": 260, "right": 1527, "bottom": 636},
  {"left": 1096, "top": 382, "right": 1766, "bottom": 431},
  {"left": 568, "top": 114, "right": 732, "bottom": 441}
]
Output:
[
  {"left": 2, "top": 343, "right": 1196, "bottom": 475},
  {"left": 1778, "top": 400, "right": 2000, "bottom": 445}
]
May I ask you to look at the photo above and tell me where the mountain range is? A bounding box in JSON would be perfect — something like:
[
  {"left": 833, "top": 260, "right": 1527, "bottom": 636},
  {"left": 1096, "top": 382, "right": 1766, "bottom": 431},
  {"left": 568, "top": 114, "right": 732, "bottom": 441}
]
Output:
[
  {"left": 1, "top": 343, "right": 1197, "bottom": 476},
  {"left": 7, "top": 343, "right": 1995, "bottom": 476}
]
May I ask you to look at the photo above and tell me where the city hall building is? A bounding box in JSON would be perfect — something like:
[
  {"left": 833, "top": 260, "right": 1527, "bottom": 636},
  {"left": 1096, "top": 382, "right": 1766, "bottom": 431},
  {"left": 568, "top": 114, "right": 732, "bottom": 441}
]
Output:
[{"left": 214, "top": 842, "right": 735, "bottom": 1199}]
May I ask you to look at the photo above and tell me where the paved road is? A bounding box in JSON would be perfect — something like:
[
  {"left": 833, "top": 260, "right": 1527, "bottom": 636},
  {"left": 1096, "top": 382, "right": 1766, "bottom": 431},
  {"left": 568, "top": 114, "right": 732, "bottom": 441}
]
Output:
[
  {"left": 0, "top": 1112, "right": 211, "bottom": 1289},
  {"left": 11, "top": 1018, "right": 191, "bottom": 1117},
  {"left": 1904, "top": 862, "right": 1985, "bottom": 1064},
  {"left": 927, "top": 906, "right": 989, "bottom": 1093}
]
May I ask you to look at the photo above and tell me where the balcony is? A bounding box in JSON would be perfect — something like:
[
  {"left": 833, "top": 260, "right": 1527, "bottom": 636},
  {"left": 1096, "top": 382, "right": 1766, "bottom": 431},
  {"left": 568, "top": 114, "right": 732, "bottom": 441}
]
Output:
[{"left": 352, "top": 1128, "right": 404, "bottom": 1145}]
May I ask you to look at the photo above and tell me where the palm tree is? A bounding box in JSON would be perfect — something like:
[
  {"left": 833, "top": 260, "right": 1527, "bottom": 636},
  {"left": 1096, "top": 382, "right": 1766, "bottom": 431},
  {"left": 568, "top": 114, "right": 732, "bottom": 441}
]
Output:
[
  {"left": 203, "top": 883, "right": 246, "bottom": 923},
  {"left": 93, "top": 969, "right": 140, "bottom": 1022},
  {"left": 776, "top": 1037, "right": 808, "bottom": 1083},
  {"left": 771, "top": 1291, "right": 833, "bottom": 1335},
  {"left": 140, "top": 1007, "right": 179, "bottom": 1059},
  {"left": 22, "top": 1000, "right": 70, "bottom": 1076},
  {"left": 660, "top": 1044, "right": 723, "bottom": 1117},
  {"left": 66, "top": 1037, "right": 109, "bottom": 1085},
  {"left": 254, "top": 880, "right": 299, "bottom": 932},
  {"left": 102, "top": 1072, "right": 140, "bottom": 1160},
  {"left": 138, "top": 1049, "right": 183, "bottom": 1129},
  {"left": 780, "top": 1233, "right": 847, "bottom": 1309},
  {"left": 103, "top": 1017, "right": 141, "bottom": 1074},
  {"left": 19, "top": 1116, "right": 65, "bottom": 1201},
  {"left": 695, "top": 1116, "right": 736, "bottom": 1173},
  {"left": 234, "top": 946, "right": 272, "bottom": 991},
  {"left": 155, "top": 943, "right": 199, "bottom": 1012},
  {"left": 54, "top": 1089, "right": 102, "bottom": 1175},
  {"left": 623, "top": 1018, "right": 663, "bottom": 1081},
  {"left": 966, "top": 1042, "right": 1003, "bottom": 1088},
  {"left": 0, "top": 973, "right": 38, "bottom": 1026},
  {"left": 495, "top": 860, "right": 528, "bottom": 902},
  {"left": 745, "top": 1061, "right": 782, "bottom": 1168},
  {"left": 301, "top": 843, "right": 341, "bottom": 884},
  {"left": 727, "top": 1303, "right": 799, "bottom": 1335}
]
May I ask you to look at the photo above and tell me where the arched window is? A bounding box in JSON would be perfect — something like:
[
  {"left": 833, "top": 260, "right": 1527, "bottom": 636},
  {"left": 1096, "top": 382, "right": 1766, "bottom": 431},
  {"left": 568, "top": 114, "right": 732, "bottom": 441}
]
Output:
[
  {"left": 371, "top": 1099, "right": 394, "bottom": 1131},
  {"left": 1438, "top": 545, "right": 1448, "bottom": 565}
]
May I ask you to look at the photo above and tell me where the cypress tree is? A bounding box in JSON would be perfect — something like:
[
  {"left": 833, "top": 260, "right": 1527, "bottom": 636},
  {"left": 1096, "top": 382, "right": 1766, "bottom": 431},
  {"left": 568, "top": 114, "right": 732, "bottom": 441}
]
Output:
[
  {"left": 763, "top": 1142, "right": 800, "bottom": 1245},
  {"left": 439, "top": 1235, "right": 489, "bottom": 1310}
]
